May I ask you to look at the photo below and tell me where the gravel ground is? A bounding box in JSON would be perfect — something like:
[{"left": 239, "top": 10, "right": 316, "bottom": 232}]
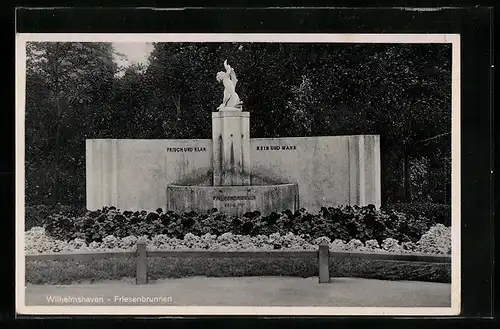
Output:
[{"left": 25, "top": 276, "right": 451, "bottom": 307}]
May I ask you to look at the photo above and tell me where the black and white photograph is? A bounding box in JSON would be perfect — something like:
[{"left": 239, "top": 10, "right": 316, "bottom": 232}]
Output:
[{"left": 16, "top": 33, "right": 460, "bottom": 316}]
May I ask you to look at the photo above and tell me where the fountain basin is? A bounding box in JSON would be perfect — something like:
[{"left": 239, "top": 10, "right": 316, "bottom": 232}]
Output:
[{"left": 166, "top": 183, "right": 299, "bottom": 217}]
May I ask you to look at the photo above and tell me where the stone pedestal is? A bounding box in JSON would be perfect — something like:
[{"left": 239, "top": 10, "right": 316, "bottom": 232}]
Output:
[{"left": 212, "top": 108, "right": 250, "bottom": 186}]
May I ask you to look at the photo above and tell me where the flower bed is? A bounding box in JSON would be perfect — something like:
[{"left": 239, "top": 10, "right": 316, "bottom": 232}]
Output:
[
  {"left": 38, "top": 205, "right": 447, "bottom": 246},
  {"left": 25, "top": 225, "right": 451, "bottom": 284},
  {"left": 25, "top": 224, "right": 451, "bottom": 255},
  {"left": 25, "top": 206, "right": 452, "bottom": 284}
]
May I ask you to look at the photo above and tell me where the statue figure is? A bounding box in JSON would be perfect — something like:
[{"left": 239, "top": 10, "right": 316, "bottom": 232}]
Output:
[{"left": 216, "top": 60, "right": 242, "bottom": 110}]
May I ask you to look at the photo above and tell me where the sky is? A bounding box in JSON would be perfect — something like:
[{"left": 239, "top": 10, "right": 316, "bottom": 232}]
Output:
[{"left": 112, "top": 42, "right": 154, "bottom": 71}]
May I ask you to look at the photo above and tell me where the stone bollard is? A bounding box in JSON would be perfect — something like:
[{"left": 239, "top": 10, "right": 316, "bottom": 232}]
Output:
[
  {"left": 136, "top": 238, "right": 147, "bottom": 284},
  {"left": 318, "top": 240, "right": 330, "bottom": 283}
]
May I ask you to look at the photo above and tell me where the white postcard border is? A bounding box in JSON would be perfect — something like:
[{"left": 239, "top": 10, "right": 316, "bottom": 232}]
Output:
[{"left": 15, "top": 33, "right": 461, "bottom": 316}]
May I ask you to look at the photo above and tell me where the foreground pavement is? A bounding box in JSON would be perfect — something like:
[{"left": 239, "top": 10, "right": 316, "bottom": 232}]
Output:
[{"left": 25, "top": 276, "right": 451, "bottom": 307}]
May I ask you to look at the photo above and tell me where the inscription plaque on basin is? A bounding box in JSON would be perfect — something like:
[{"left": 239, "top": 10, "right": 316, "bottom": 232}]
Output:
[{"left": 166, "top": 184, "right": 299, "bottom": 216}]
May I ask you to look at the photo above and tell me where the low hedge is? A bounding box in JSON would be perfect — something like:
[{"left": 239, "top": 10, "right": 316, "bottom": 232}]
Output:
[
  {"left": 40, "top": 205, "right": 447, "bottom": 245},
  {"left": 25, "top": 256, "right": 450, "bottom": 285}
]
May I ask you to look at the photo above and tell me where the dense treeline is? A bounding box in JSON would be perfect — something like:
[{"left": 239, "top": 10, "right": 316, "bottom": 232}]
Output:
[{"left": 25, "top": 42, "right": 451, "bottom": 206}]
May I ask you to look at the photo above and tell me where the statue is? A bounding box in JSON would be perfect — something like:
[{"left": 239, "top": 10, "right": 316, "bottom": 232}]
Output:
[{"left": 216, "top": 60, "right": 242, "bottom": 110}]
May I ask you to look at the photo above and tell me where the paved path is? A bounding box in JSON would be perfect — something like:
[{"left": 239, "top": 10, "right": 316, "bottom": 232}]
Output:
[{"left": 25, "top": 276, "right": 451, "bottom": 307}]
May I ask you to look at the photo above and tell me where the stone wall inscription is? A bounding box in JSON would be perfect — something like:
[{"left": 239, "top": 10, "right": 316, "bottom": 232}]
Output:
[
  {"left": 166, "top": 147, "right": 207, "bottom": 152},
  {"left": 255, "top": 145, "right": 297, "bottom": 151}
]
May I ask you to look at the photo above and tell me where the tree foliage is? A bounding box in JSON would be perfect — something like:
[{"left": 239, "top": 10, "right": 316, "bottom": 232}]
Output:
[
  {"left": 25, "top": 42, "right": 451, "bottom": 205},
  {"left": 25, "top": 42, "right": 117, "bottom": 203}
]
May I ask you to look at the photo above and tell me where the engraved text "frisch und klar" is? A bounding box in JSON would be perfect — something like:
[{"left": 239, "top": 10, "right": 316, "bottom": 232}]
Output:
[{"left": 166, "top": 147, "right": 207, "bottom": 152}]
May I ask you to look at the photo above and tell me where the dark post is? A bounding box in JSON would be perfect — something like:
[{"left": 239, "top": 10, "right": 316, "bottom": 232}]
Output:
[
  {"left": 318, "top": 240, "right": 330, "bottom": 283},
  {"left": 136, "top": 238, "right": 147, "bottom": 284}
]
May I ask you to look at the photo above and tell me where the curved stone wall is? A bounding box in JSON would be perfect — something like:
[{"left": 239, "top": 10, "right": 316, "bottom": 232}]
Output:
[
  {"left": 166, "top": 183, "right": 299, "bottom": 216},
  {"left": 86, "top": 135, "right": 381, "bottom": 212}
]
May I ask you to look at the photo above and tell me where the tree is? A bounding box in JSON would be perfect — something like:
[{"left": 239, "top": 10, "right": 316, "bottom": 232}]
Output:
[
  {"left": 308, "top": 43, "right": 451, "bottom": 203},
  {"left": 25, "top": 42, "right": 118, "bottom": 203},
  {"left": 25, "top": 41, "right": 451, "bottom": 206},
  {"left": 286, "top": 75, "right": 316, "bottom": 136}
]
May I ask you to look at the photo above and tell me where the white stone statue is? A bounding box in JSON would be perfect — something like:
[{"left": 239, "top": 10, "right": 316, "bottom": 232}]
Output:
[{"left": 216, "top": 60, "right": 242, "bottom": 110}]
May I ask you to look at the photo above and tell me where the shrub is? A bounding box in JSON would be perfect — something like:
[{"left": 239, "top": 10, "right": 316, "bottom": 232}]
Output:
[
  {"left": 381, "top": 238, "right": 403, "bottom": 252},
  {"left": 39, "top": 205, "right": 448, "bottom": 246},
  {"left": 26, "top": 227, "right": 451, "bottom": 255},
  {"left": 365, "top": 239, "right": 380, "bottom": 250},
  {"left": 416, "top": 224, "right": 451, "bottom": 254},
  {"left": 25, "top": 204, "right": 86, "bottom": 231},
  {"left": 385, "top": 202, "right": 451, "bottom": 226}
]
